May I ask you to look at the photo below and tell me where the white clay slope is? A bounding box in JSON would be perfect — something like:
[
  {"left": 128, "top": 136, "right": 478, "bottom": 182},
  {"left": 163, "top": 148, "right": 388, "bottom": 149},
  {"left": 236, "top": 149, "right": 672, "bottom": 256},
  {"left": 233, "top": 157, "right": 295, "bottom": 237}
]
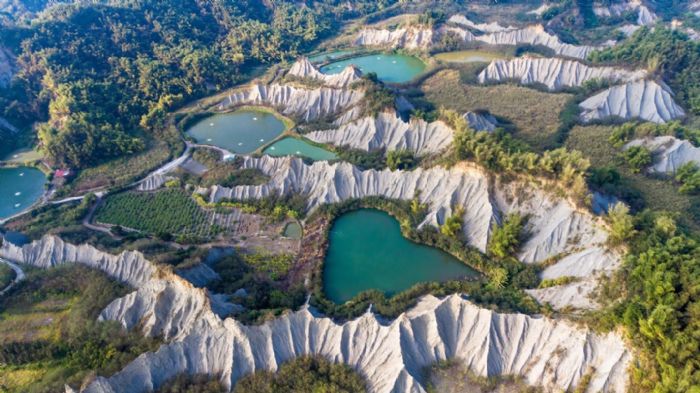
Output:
[
  {"left": 0, "top": 235, "right": 630, "bottom": 393},
  {"left": 478, "top": 57, "right": 646, "bottom": 90},
  {"left": 447, "top": 14, "right": 516, "bottom": 33},
  {"left": 219, "top": 83, "right": 363, "bottom": 124},
  {"left": 305, "top": 112, "right": 454, "bottom": 155},
  {"left": 0, "top": 46, "right": 15, "bottom": 87},
  {"left": 475, "top": 25, "right": 605, "bottom": 60},
  {"left": 579, "top": 80, "right": 685, "bottom": 124},
  {"left": 593, "top": 0, "right": 658, "bottom": 26},
  {"left": 354, "top": 27, "right": 438, "bottom": 49},
  {"left": 625, "top": 135, "right": 700, "bottom": 173},
  {"left": 288, "top": 57, "right": 362, "bottom": 88},
  {"left": 463, "top": 111, "right": 498, "bottom": 132},
  {"left": 205, "top": 156, "right": 619, "bottom": 309}
]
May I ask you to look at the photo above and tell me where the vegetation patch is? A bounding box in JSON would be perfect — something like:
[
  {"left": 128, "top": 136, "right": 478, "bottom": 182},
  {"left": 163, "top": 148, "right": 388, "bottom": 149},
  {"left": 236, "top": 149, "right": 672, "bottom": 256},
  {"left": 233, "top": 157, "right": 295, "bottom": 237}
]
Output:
[
  {"left": 96, "top": 189, "right": 224, "bottom": 239},
  {"left": 0, "top": 265, "right": 159, "bottom": 393},
  {"left": 422, "top": 70, "right": 572, "bottom": 152},
  {"left": 0, "top": 262, "right": 16, "bottom": 291}
]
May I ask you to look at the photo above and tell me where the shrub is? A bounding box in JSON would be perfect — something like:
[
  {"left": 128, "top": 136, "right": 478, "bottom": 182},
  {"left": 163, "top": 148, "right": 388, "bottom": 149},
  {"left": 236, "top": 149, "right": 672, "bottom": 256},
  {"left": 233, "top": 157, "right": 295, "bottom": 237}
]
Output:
[{"left": 621, "top": 146, "right": 652, "bottom": 173}]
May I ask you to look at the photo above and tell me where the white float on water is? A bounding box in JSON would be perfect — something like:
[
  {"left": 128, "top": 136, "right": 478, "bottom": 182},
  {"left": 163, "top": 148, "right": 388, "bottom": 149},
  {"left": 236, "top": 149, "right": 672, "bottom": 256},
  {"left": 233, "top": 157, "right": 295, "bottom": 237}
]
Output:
[
  {"left": 259, "top": 139, "right": 264, "bottom": 142},
  {"left": 270, "top": 147, "right": 276, "bottom": 150},
  {"left": 12, "top": 154, "right": 18, "bottom": 158},
  {"left": 207, "top": 138, "right": 212, "bottom": 142},
  {"left": 238, "top": 142, "right": 243, "bottom": 146},
  {"left": 209, "top": 123, "right": 214, "bottom": 126},
  {"left": 14, "top": 192, "right": 21, "bottom": 196},
  {"left": 19, "top": 173, "right": 24, "bottom": 177},
  {"left": 392, "top": 60, "right": 397, "bottom": 64},
  {"left": 14, "top": 203, "right": 20, "bottom": 208},
  {"left": 253, "top": 117, "right": 258, "bottom": 121},
  {"left": 296, "top": 151, "right": 301, "bottom": 154}
]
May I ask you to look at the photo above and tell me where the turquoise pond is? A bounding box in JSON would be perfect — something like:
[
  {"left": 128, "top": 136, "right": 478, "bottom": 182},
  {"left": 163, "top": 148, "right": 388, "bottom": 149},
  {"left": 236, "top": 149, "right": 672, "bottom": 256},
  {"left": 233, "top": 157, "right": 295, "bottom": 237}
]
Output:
[
  {"left": 0, "top": 167, "right": 46, "bottom": 220},
  {"left": 323, "top": 209, "right": 478, "bottom": 303},
  {"left": 263, "top": 137, "right": 337, "bottom": 161},
  {"left": 186, "top": 109, "right": 286, "bottom": 154},
  {"left": 308, "top": 50, "right": 356, "bottom": 63},
  {"left": 320, "top": 54, "right": 426, "bottom": 83}
]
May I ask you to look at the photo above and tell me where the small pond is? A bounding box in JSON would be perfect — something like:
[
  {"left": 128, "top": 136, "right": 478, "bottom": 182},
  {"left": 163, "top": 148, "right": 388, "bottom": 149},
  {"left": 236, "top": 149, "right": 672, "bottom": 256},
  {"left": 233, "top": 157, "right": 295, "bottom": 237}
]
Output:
[
  {"left": 186, "top": 109, "right": 287, "bottom": 154},
  {"left": 434, "top": 50, "right": 505, "bottom": 63},
  {"left": 283, "top": 221, "right": 302, "bottom": 239},
  {"left": 0, "top": 167, "right": 46, "bottom": 220},
  {"left": 308, "top": 50, "right": 356, "bottom": 63},
  {"left": 323, "top": 209, "right": 478, "bottom": 303},
  {"left": 320, "top": 54, "right": 426, "bottom": 83},
  {"left": 263, "top": 137, "right": 337, "bottom": 161}
]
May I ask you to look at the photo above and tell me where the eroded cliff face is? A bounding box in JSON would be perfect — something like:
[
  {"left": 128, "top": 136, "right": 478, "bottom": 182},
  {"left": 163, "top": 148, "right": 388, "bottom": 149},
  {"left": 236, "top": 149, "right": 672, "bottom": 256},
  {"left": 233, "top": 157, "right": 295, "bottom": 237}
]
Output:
[
  {"left": 288, "top": 58, "right": 362, "bottom": 88},
  {"left": 579, "top": 80, "right": 685, "bottom": 124},
  {"left": 305, "top": 112, "right": 454, "bottom": 155},
  {"left": 475, "top": 25, "right": 606, "bottom": 60},
  {"left": 625, "top": 136, "right": 700, "bottom": 173},
  {"left": 593, "top": 0, "right": 658, "bottom": 26},
  {"left": 463, "top": 111, "right": 497, "bottom": 132},
  {"left": 219, "top": 83, "right": 364, "bottom": 124},
  {"left": 0, "top": 46, "right": 16, "bottom": 88},
  {"left": 206, "top": 156, "right": 618, "bottom": 309},
  {"left": 478, "top": 57, "right": 646, "bottom": 90},
  {"left": 353, "top": 23, "right": 600, "bottom": 60},
  {"left": 447, "top": 14, "right": 516, "bottom": 33}
]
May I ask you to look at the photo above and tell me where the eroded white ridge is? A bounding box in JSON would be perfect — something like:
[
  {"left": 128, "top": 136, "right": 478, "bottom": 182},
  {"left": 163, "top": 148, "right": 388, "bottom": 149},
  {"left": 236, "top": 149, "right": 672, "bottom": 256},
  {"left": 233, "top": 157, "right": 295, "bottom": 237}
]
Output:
[
  {"left": 305, "top": 112, "right": 454, "bottom": 155},
  {"left": 478, "top": 57, "right": 646, "bottom": 90},
  {"left": 219, "top": 83, "right": 364, "bottom": 124},
  {"left": 463, "top": 111, "right": 498, "bottom": 132},
  {"left": 354, "top": 26, "right": 440, "bottom": 49},
  {"left": 206, "top": 156, "right": 619, "bottom": 309},
  {"left": 288, "top": 57, "right": 362, "bottom": 88},
  {"left": 579, "top": 80, "right": 685, "bottom": 124},
  {"left": 475, "top": 25, "right": 605, "bottom": 60},
  {"left": 625, "top": 135, "right": 700, "bottom": 173},
  {"left": 0, "top": 46, "right": 15, "bottom": 88},
  {"left": 593, "top": 0, "right": 658, "bottom": 26},
  {"left": 447, "top": 14, "right": 517, "bottom": 33}
]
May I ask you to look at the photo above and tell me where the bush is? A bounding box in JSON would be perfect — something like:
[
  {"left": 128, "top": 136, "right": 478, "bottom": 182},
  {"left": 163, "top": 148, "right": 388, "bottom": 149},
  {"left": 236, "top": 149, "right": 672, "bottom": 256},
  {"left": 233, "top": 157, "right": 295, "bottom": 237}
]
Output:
[
  {"left": 488, "top": 214, "right": 525, "bottom": 259},
  {"left": 621, "top": 146, "right": 652, "bottom": 173},
  {"left": 386, "top": 149, "right": 416, "bottom": 171}
]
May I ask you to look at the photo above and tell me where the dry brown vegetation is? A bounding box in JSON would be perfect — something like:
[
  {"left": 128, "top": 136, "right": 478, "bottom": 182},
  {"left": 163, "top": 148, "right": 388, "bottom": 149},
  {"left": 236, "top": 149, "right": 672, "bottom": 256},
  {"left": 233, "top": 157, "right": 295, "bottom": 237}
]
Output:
[{"left": 422, "top": 69, "right": 572, "bottom": 151}]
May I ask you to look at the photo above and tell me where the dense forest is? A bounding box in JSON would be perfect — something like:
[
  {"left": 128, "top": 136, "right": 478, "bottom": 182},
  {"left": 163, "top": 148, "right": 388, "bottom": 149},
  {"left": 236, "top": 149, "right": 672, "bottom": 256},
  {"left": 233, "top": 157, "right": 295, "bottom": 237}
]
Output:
[{"left": 0, "top": 0, "right": 397, "bottom": 167}]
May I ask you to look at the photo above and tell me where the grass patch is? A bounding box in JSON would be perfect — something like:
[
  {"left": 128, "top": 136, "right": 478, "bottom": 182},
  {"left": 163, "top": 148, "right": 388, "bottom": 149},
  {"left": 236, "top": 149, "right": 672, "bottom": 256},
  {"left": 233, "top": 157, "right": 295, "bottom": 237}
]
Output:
[
  {"left": 421, "top": 69, "right": 572, "bottom": 152},
  {"left": 0, "top": 265, "right": 159, "bottom": 393},
  {"left": 0, "top": 263, "right": 16, "bottom": 290},
  {"left": 96, "top": 189, "right": 222, "bottom": 238},
  {"left": 566, "top": 125, "right": 700, "bottom": 229}
]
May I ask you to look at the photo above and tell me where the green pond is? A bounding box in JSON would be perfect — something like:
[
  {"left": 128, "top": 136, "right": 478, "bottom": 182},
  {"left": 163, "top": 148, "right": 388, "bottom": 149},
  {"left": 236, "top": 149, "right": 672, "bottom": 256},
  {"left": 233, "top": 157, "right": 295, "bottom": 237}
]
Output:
[
  {"left": 323, "top": 209, "right": 478, "bottom": 303},
  {"left": 320, "top": 54, "right": 426, "bottom": 83},
  {"left": 263, "top": 137, "right": 337, "bottom": 161},
  {"left": 283, "top": 222, "right": 303, "bottom": 239},
  {"left": 434, "top": 50, "right": 505, "bottom": 63},
  {"left": 308, "top": 50, "right": 356, "bottom": 63},
  {"left": 0, "top": 167, "right": 46, "bottom": 220},
  {"left": 186, "top": 109, "right": 287, "bottom": 154}
]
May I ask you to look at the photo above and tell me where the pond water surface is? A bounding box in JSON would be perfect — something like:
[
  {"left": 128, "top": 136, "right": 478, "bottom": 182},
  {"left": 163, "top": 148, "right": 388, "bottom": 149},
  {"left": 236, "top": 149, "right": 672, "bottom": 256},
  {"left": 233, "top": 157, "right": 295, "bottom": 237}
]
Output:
[
  {"left": 186, "top": 109, "right": 286, "bottom": 154},
  {"left": 263, "top": 137, "right": 337, "bottom": 161},
  {"left": 0, "top": 167, "right": 46, "bottom": 220},
  {"left": 320, "top": 54, "right": 426, "bottom": 83},
  {"left": 434, "top": 50, "right": 505, "bottom": 63},
  {"left": 323, "top": 209, "right": 478, "bottom": 303}
]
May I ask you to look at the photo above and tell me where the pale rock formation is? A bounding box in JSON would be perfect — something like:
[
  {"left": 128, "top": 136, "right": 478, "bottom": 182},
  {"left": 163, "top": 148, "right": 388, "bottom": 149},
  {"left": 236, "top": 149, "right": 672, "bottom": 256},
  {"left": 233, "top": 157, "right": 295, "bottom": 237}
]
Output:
[
  {"left": 206, "top": 156, "right": 619, "bottom": 309},
  {"left": 475, "top": 25, "right": 604, "bottom": 60},
  {"left": 305, "top": 112, "right": 454, "bottom": 155},
  {"left": 593, "top": 0, "right": 657, "bottom": 26},
  {"left": 137, "top": 173, "right": 171, "bottom": 191},
  {"left": 0, "top": 236, "right": 154, "bottom": 287},
  {"left": 618, "top": 24, "right": 641, "bottom": 37},
  {"left": 219, "top": 84, "right": 363, "bottom": 124},
  {"left": 463, "top": 111, "right": 498, "bottom": 132},
  {"left": 478, "top": 57, "right": 646, "bottom": 90},
  {"left": 447, "top": 14, "right": 516, "bottom": 33},
  {"left": 625, "top": 135, "right": 700, "bottom": 173},
  {"left": 528, "top": 3, "right": 553, "bottom": 16},
  {"left": 526, "top": 279, "right": 600, "bottom": 309},
  {"left": 288, "top": 58, "right": 362, "bottom": 88},
  {"left": 579, "top": 80, "right": 685, "bottom": 124},
  {"left": 84, "top": 294, "right": 630, "bottom": 393},
  {"left": 354, "top": 27, "right": 436, "bottom": 49},
  {"left": 0, "top": 46, "right": 15, "bottom": 87}
]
